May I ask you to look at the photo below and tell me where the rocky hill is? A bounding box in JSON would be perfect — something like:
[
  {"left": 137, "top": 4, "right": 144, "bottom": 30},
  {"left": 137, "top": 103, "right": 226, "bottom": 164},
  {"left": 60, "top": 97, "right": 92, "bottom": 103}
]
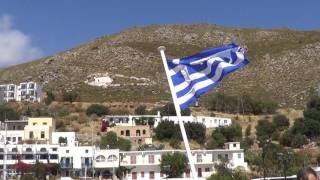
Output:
[{"left": 0, "top": 24, "right": 319, "bottom": 107}]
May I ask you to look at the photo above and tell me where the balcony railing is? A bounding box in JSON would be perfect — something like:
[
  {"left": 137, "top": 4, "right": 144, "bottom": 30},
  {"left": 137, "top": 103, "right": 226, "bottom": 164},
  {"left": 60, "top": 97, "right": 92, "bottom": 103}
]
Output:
[
  {"left": 60, "top": 163, "right": 73, "bottom": 169},
  {"left": 81, "top": 163, "right": 93, "bottom": 168}
]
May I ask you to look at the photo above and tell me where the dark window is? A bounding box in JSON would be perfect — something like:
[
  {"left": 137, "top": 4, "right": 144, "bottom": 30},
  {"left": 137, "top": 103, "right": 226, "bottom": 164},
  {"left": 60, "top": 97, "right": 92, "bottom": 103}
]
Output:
[
  {"left": 125, "top": 130, "right": 130, "bottom": 136},
  {"left": 130, "top": 155, "right": 136, "bottom": 164},
  {"left": 142, "top": 130, "right": 146, "bottom": 135},
  {"left": 121, "top": 131, "right": 124, "bottom": 135},
  {"left": 41, "top": 131, "right": 45, "bottom": 139},
  {"left": 132, "top": 172, "right": 137, "bottom": 180},
  {"left": 149, "top": 171, "right": 155, "bottom": 179},
  {"left": 198, "top": 168, "right": 202, "bottom": 177},
  {"left": 50, "top": 154, "right": 58, "bottom": 159}
]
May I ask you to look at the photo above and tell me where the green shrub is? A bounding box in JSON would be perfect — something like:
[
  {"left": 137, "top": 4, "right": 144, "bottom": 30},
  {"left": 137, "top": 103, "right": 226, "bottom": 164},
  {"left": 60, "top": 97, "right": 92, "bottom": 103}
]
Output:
[
  {"left": 86, "top": 104, "right": 109, "bottom": 117},
  {"left": 273, "top": 115, "right": 290, "bottom": 131},
  {"left": 160, "top": 152, "right": 187, "bottom": 178}
]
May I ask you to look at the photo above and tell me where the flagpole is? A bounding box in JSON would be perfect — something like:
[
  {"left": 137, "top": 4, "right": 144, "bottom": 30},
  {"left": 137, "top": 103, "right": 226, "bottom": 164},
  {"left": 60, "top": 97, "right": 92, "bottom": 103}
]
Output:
[{"left": 158, "top": 46, "right": 197, "bottom": 179}]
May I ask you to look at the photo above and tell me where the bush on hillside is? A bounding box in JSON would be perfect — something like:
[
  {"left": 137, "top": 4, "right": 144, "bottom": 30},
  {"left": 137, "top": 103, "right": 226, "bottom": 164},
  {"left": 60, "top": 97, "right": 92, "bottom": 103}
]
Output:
[
  {"left": 86, "top": 104, "right": 109, "bottom": 117},
  {"left": 273, "top": 115, "right": 290, "bottom": 131}
]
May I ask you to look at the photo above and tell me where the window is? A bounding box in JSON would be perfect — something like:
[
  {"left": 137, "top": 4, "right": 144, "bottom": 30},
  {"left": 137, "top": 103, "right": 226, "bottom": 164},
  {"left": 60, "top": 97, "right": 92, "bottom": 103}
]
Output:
[
  {"left": 233, "top": 143, "right": 237, "bottom": 147},
  {"left": 18, "top": 137, "right": 22, "bottom": 142},
  {"left": 148, "top": 155, "right": 154, "bottom": 164},
  {"left": 13, "top": 125, "right": 16, "bottom": 130},
  {"left": 198, "top": 168, "right": 202, "bottom": 177},
  {"left": 141, "top": 171, "right": 144, "bottom": 178},
  {"left": 136, "top": 130, "right": 141, "bottom": 136},
  {"left": 41, "top": 131, "right": 45, "bottom": 139},
  {"left": 85, "top": 150, "right": 88, "bottom": 153},
  {"left": 121, "top": 131, "right": 124, "bottom": 135},
  {"left": 225, "top": 154, "right": 228, "bottom": 159},
  {"left": 40, "top": 148, "right": 47, "bottom": 152},
  {"left": 21, "top": 84, "right": 27, "bottom": 89},
  {"left": 12, "top": 148, "right": 18, "bottom": 152},
  {"left": 218, "top": 154, "right": 222, "bottom": 160},
  {"left": 29, "top": 90, "right": 35, "bottom": 96},
  {"left": 214, "top": 119, "right": 217, "bottom": 123},
  {"left": 142, "top": 130, "right": 146, "bottom": 135},
  {"left": 107, "top": 155, "right": 117, "bottom": 162},
  {"left": 33, "top": 123, "right": 37, "bottom": 126},
  {"left": 197, "top": 154, "right": 202, "bottom": 163},
  {"left": 6, "top": 137, "right": 11, "bottom": 141},
  {"left": 26, "top": 148, "right": 32, "bottom": 152},
  {"left": 52, "top": 148, "right": 57, "bottom": 151},
  {"left": 238, "top": 153, "right": 242, "bottom": 159},
  {"left": 50, "top": 154, "right": 58, "bottom": 159},
  {"left": 43, "top": 122, "right": 47, "bottom": 125},
  {"left": 126, "top": 130, "right": 130, "bottom": 136},
  {"left": 185, "top": 169, "right": 190, "bottom": 178},
  {"left": 224, "top": 120, "right": 227, "bottom": 124},
  {"left": 96, "top": 155, "right": 106, "bottom": 162},
  {"left": 205, "top": 167, "right": 210, "bottom": 172},
  {"left": 29, "top": 132, "right": 34, "bottom": 139},
  {"left": 130, "top": 155, "right": 136, "bottom": 164},
  {"left": 149, "top": 171, "right": 155, "bottom": 179},
  {"left": 12, "top": 137, "right": 16, "bottom": 142},
  {"left": 132, "top": 172, "right": 137, "bottom": 180},
  {"left": 29, "top": 83, "right": 35, "bottom": 89},
  {"left": 21, "top": 91, "right": 26, "bottom": 96},
  {"left": 66, "top": 150, "right": 69, "bottom": 153}
]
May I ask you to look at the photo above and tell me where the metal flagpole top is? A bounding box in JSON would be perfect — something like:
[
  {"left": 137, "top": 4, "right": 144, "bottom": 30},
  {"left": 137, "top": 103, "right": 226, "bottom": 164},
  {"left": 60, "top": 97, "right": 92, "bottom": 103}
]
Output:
[{"left": 158, "top": 46, "right": 166, "bottom": 51}]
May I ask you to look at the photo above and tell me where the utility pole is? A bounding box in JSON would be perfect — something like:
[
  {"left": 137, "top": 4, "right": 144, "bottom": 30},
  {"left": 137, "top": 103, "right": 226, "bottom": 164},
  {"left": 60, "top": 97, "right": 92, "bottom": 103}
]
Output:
[{"left": 3, "top": 119, "right": 7, "bottom": 180}]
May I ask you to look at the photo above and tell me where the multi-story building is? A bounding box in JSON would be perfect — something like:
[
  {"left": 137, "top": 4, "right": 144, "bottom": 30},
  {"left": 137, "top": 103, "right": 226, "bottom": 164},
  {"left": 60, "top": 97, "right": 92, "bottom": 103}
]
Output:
[
  {"left": 0, "top": 116, "right": 247, "bottom": 179},
  {"left": 0, "top": 142, "right": 247, "bottom": 179},
  {"left": 109, "top": 125, "right": 152, "bottom": 144},
  {"left": 24, "top": 117, "right": 55, "bottom": 144},
  {"left": 103, "top": 112, "right": 232, "bottom": 129},
  {"left": 0, "top": 81, "right": 42, "bottom": 103},
  {"left": 0, "top": 117, "right": 56, "bottom": 145},
  {"left": 121, "top": 142, "right": 247, "bottom": 180}
]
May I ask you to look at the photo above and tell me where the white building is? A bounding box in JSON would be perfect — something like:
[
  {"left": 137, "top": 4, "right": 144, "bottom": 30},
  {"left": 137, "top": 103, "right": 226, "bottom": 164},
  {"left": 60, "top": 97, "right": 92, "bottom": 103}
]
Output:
[
  {"left": 0, "top": 142, "right": 247, "bottom": 179},
  {"left": 52, "top": 132, "right": 77, "bottom": 146},
  {"left": 103, "top": 112, "right": 232, "bottom": 128},
  {"left": 0, "top": 81, "right": 42, "bottom": 103},
  {"left": 121, "top": 142, "right": 247, "bottom": 180}
]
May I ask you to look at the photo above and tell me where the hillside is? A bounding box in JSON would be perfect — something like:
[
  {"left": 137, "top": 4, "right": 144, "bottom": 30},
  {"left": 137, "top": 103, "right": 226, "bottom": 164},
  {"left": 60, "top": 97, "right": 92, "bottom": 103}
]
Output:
[{"left": 0, "top": 24, "right": 320, "bottom": 107}]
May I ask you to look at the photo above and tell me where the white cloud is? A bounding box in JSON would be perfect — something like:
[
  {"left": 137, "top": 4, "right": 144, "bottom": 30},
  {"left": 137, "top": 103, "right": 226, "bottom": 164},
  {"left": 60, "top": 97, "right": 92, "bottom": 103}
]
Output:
[{"left": 0, "top": 15, "right": 43, "bottom": 68}]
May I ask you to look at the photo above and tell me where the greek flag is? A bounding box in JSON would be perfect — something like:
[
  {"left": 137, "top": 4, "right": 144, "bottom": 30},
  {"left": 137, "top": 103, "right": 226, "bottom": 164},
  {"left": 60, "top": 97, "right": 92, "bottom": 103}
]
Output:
[{"left": 167, "top": 43, "right": 249, "bottom": 110}]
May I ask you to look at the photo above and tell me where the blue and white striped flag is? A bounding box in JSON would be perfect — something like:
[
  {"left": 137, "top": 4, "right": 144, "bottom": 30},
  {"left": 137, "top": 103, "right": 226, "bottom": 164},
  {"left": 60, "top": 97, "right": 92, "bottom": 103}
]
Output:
[{"left": 167, "top": 43, "right": 249, "bottom": 110}]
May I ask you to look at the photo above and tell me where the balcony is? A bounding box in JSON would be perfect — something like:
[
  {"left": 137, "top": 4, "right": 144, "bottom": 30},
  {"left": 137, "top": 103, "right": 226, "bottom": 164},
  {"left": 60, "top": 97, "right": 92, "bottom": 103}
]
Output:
[
  {"left": 81, "top": 163, "right": 93, "bottom": 168},
  {"left": 60, "top": 163, "right": 73, "bottom": 169}
]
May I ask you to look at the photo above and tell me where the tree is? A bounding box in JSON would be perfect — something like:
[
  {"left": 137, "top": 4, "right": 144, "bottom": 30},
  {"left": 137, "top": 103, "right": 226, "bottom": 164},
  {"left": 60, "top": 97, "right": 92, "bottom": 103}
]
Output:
[
  {"left": 0, "top": 106, "right": 19, "bottom": 121},
  {"left": 32, "top": 162, "right": 47, "bottom": 179},
  {"left": 100, "top": 132, "right": 118, "bottom": 149},
  {"left": 117, "top": 137, "right": 131, "bottom": 151},
  {"left": 154, "top": 120, "right": 180, "bottom": 140},
  {"left": 160, "top": 152, "right": 187, "bottom": 178},
  {"left": 45, "top": 91, "right": 55, "bottom": 105},
  {"left": 245, "top": 125, "right": 251, "bottom": 137},
  {"left": 184, "top": 122, "right": 206, "bottom": 144},
  {"left": 256, "top": 119, "right": 276, "bottom": 141},
  {"left": 62, "top": 90, "right": 78, "bottom": 103},
  {"left": 158, "top": 103, "right": 191, "bottom": 116},
  {"left": 134, "top": 105, "right": 147, "bottom": 115},
  {"left": 100, "top": 132, "right": 132, "bottom": 151},
  {"left": 273, "top": 115, "right": 290, "bottom": 131},
  {"left": 86, "top": 104, "right": 109, "bottom": 117},
  {"left": 208, "top": 160, "right": 249, "bottom": 180},
  {"left": 208, "top": 131, "right": 226, "bottom": 149}
]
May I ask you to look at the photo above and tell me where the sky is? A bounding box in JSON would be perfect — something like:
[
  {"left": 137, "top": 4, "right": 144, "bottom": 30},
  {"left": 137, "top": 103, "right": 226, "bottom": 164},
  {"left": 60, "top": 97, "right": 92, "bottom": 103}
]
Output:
[{"left": 0, "top": 0, "right": 319, "bottom": 68}]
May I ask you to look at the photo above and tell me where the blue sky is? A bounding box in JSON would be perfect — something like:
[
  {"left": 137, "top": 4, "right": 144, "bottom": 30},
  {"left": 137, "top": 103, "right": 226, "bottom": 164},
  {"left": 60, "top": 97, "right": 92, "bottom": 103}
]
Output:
[{"left": 0, "top": 0, "right": 319, "bottom": 68}]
